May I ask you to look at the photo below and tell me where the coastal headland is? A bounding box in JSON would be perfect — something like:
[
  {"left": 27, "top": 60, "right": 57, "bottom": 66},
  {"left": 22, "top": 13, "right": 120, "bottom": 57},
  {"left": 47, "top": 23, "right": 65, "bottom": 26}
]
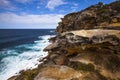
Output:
[{"left": 9, "top": 1, "right": 120, "bottom": 80}]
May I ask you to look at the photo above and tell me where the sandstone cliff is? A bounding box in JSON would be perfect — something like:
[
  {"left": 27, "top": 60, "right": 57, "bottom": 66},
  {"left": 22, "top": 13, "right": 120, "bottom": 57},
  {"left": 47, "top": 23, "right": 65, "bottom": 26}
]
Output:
[
  {"left": 57, "top": 1, "right": 120, "bottom": 33},
  {"left": 43, "top": 30, "right": 120, "bottom": 80},
  {"left": 8, "top": 1, "right": 120, "bottom": 80}
]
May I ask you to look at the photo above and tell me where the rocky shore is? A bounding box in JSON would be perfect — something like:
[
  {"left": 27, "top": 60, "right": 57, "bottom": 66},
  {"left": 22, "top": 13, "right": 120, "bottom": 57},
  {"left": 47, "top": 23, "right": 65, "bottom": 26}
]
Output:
[{"left": 8, "top": 1, "right": 120, "bottom": 80}]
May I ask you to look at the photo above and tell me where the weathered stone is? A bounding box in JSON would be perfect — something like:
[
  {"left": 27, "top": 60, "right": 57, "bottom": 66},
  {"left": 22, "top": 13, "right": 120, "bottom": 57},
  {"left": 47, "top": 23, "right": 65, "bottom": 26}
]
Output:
[
  {"left": 34, "top": 65, "right": 82, "bottom": 80},
  {"left": 44, "top": 42, "right": 59, "bottom": 51},
  {"left": 49, "top": 36, "right": 57, "bottom": 43},
  {"left": 53, "top": 55, "right": 68, "bottom": 65},
  {"left": 57, "top": 1, "right": 120, "bottom": 33}
]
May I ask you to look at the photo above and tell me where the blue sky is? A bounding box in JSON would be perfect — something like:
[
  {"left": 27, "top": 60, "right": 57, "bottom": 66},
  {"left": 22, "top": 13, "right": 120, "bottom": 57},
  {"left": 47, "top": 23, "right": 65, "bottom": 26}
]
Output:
[{"left": 0, "top": 0, "right": 115, "bottom": 29}]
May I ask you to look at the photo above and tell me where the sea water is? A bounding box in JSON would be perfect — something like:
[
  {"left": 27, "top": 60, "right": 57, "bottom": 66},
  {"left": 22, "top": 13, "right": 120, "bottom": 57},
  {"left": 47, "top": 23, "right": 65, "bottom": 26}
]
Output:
[{"left": 0, "top": 29, "right": 55, "bottom": 80}]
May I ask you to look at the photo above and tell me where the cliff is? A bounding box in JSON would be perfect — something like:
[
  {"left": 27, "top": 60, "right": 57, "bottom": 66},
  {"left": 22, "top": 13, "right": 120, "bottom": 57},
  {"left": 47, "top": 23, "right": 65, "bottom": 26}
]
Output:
[
  {"left": 57, "top": 1, "right": 120, "bottom": 33},
  {"left": 42, "top": 30, "right": 120, "bottom": 80},
  {"left": 8, "top": 1, "right": 120, "bottom": 80}
]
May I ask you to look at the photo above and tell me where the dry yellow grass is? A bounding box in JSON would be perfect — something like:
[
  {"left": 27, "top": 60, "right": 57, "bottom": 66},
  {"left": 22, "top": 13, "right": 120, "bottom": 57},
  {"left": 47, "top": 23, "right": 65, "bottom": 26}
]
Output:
[{"left": 109, "top": 23, "right": 120, "bottom": 26}]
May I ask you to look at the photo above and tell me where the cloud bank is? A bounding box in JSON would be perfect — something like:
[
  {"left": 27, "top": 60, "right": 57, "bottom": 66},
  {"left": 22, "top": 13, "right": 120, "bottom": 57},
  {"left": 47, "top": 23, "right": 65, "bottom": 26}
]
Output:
[{"left": 0, "top": 13, "right": 64, "bottom": 29}]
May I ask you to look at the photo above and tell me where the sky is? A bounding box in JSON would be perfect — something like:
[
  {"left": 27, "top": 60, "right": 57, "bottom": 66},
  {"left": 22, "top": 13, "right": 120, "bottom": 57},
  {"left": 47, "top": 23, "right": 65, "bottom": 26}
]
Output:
[{"left": 0, "top": 0, "right": 115, "bottom": 29}]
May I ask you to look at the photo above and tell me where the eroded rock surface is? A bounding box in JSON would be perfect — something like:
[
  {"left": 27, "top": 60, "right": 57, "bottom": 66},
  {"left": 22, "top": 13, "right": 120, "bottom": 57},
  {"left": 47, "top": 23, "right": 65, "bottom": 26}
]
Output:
[
  {"left": 8, "top": 1, "right": 120, "bottom": 80},
  {"left": 41, "top": 29, "right": 120, "bottom": 80},
  {"left": 34, "top": 65, "right": 82, "bottom": 80}
]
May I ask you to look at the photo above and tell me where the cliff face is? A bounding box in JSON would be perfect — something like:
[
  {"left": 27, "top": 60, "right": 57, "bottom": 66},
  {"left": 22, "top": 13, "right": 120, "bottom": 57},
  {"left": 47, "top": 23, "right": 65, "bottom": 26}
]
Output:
[
  {"left": 8, "top": 1, "right": 120, "bottom": 80},
  {"left": 41, "top": 30, "right": 120, "bottom": 80},
  {"left": 9, "top": 30, "right": 120, "bottom": 80},
  {"left": 57, "top": 1, "right": 120, "bottom": 33}
]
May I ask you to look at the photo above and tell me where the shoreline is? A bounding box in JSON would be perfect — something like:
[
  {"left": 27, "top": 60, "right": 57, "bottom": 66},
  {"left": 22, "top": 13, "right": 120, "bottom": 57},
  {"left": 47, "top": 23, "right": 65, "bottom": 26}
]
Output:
[
  {"left": 8, "top": 1, "right": 120, "bottom": 80},
  {"left": 0, "top": 34, "right": 54, "bottom": 80},
  {"left": 9, "top": 29, "right": 120, "bottom": 80}
]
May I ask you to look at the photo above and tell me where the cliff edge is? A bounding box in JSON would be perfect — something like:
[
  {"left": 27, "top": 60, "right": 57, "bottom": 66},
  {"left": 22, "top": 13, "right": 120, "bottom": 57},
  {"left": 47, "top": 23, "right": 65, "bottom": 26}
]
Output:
[
  {"left": 8, "top": 1, "right": 120, "bottom": 80},
  {"left": 57, "top": 1, "right": 120, "bottom": 33}
]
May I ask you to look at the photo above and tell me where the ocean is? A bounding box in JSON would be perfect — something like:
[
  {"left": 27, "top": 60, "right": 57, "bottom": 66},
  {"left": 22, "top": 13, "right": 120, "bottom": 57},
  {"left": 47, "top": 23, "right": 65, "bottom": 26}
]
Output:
[{"left": 0, "top": 29, "right": 56, "bottom": 80}]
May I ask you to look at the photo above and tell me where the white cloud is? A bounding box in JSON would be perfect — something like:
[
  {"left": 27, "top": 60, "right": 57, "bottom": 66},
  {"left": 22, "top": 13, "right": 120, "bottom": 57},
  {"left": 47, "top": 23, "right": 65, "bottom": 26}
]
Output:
[
  {"left": 0, "top": 0, "right": 10, "bottom": 6},
  {"left": 0, "top": 0, "right": 15, "bottom": 10},
  {"left": 46, "top": 0, "right": 66, "bottom": 10},
  {"left": 0, "top": 0, "right": 17, "bottom": 11},
  {"left": 71, "top": 3, "right": 78, "bottom": 12},
  {"left": 0, "top": 13, "right": 64, "bottom": 28},
  {"left": 73, "top": 3, "right": 78, "bottom": 7}
]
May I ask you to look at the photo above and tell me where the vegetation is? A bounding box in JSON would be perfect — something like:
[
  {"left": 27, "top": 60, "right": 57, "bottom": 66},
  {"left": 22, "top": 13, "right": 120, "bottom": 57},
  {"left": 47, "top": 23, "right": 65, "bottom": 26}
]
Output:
[
  {"left": 57, "top": 0, "right": 120, "bottom": 33},
  {"left": 15, "top": 68, "right": 39, "bottom": 80},
  {"left": 70, "top": 61, "right": 95, "bottom": 72}
]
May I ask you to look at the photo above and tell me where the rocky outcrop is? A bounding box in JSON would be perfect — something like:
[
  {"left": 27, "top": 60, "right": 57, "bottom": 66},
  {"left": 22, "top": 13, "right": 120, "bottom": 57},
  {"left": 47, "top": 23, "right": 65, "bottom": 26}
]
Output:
[
  {"left": 57, "top": 1, "right": 120, "bottom": 33},
  {"left": 34, "top": 65, "right": 82, "bottom": 80},
  {"left": 8, "top": 1, "right": 120, "bottom": 80},
  {"left": 9, "top": 29, "right": 120, "bottom": 80},
  {"left": 42, "top": 30, "right": 120, "bottom": 80}
]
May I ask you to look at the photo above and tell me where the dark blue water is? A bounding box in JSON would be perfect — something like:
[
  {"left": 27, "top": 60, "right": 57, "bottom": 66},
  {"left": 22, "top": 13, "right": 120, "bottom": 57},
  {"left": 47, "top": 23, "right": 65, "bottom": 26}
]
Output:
[
  {"left": 0, "top": 29, "right": 55, "bottom": 50},
  {"left": 0, "top": 29, "right": 56, "bottom": 80}
]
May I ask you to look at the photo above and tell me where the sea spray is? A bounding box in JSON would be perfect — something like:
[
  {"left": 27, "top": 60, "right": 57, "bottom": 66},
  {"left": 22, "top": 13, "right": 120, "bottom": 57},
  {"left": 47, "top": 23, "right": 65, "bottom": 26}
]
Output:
[{"left": 0, "top": 35, "right": 55, "bottom": 80}]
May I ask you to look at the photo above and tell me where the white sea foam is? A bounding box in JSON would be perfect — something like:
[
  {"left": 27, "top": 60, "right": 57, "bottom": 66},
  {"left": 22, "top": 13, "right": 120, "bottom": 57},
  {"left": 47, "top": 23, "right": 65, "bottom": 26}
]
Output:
[
  {"left": 50, "top": 30, "right": 55, "bottom": 33},
  {"left": 38, "top": 35, "right": 55, "bottom": 40},
  {"left": 0, "top": 35, "right": 55, "bottom": 80}
]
